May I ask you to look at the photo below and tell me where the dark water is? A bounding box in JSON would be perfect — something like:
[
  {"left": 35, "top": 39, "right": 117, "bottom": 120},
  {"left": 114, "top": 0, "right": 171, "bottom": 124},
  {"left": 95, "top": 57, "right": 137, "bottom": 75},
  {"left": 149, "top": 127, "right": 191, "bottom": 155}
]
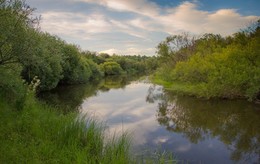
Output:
[{"left": 40, "top": 76, "right": 260, "bottom": 164}]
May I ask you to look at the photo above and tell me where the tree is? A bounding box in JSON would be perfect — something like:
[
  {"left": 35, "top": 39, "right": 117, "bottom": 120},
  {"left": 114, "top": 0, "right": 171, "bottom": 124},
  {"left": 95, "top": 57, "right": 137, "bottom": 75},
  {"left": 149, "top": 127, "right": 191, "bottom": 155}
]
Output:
[
  {"left": 156, "top": 33, "right": 196, "bottom": 66},
  {"left": 60, "top": 44, "right": 92, "bottom": 84},
  {"left": 21, "top": 31, "right": 64, "bottom": 91},
  {"left": 100, "top": 61, "right": 124, "bottom": 75},
  {"left": 0, "top": 0, "right": 38, "bottom": 66}
]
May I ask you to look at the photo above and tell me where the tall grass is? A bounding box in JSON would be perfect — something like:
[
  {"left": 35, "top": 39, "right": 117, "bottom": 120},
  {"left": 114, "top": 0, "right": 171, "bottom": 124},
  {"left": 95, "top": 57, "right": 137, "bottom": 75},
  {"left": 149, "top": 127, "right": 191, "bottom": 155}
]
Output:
[
  {"left": 136, "top": 149, "right": 178, "bottom": 164},
  {"left": 0, "top": 94, "right": 133, "bottom": 163}
]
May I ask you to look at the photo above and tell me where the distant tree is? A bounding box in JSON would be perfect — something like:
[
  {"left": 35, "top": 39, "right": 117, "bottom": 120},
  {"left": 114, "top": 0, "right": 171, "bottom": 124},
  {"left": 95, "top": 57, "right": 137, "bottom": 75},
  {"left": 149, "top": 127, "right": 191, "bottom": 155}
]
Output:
[
  {"left": 99, "top": 53, "right": 110, "bottom": 59},
  {"left": 100, "top": 61, "right": 124, "bottom": 75}
]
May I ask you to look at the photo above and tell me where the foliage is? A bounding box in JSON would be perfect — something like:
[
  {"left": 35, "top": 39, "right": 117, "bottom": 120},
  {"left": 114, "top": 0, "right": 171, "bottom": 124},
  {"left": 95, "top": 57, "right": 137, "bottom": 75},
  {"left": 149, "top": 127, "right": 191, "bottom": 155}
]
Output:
[
  {"left": 60, "top": 44, "right": 92, "bottom": 84},
  {"left": 100, "top": 61, "right": 125, "bottom": 75},
  {"left": 0, "top": 66, "right": 27, "bottom": 110},
  {"left": 155, "top": 21, "right": 260, "bottom": 101},
  {"left": 21, "top": 31, "right": 64, "bottom": 90},
  {"left": 1, "top": 0, "right": 102, "bottom": 90},
  {"left": 84, "top": 57, "right": 104, "bottom": 80},
  {"left": 156, "top": 33, "right": 196, "bottom": 66},
  {"left": 0, "top": 0, "right": 38, "bottom": 66},
  {"left": 84, "top": 51, "right": 159, "bottom": 75},
  {"left": 111, "top": 55, "right": 158, "bottom": 74}
]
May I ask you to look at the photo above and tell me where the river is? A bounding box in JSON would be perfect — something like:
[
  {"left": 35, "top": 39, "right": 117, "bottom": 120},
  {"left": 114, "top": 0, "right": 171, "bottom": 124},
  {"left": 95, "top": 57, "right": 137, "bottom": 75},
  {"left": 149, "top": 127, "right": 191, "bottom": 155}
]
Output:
[{"left": 40, "top": 76, "right": 260, "bottom": 163}]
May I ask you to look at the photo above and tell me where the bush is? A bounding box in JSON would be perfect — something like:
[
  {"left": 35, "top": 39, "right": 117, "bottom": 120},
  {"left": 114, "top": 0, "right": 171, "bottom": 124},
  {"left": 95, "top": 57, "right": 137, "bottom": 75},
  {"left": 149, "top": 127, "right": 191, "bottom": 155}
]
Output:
[
  {"left": 100, "top": 61, "right": 125, "bottom": 75},
  {"left": 61, "top": 44, "right": 92, "bottom": 84},
  {"left": 0, "top": 66, "right": 27, "bottom": 110}
]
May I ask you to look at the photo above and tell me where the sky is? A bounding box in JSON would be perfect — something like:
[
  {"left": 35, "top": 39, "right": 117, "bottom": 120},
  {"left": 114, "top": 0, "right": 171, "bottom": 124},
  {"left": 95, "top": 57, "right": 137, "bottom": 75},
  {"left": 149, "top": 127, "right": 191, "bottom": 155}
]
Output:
[{"left": 26, "top": 0, "right": 260, "bottom": 56}]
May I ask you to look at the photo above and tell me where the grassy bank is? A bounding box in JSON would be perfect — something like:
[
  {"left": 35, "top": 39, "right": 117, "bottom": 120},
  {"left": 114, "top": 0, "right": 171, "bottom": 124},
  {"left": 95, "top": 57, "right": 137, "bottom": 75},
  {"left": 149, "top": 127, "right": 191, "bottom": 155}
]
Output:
[
  {"left": 0, "top": 94, "right": 132, "bottom": 163},
  {"left": 152, "top": 74, "right": 212, "bottom": 99}
]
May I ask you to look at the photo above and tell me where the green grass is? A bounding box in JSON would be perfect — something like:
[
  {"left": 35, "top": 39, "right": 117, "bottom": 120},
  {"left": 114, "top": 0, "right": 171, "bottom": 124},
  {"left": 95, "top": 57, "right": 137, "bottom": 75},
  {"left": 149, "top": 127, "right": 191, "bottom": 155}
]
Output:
[
  {"left": 136, "top": 149, "right": 178, "bottom": 164},
  {"left": 0, "top": 94, "right": 133, "bottom": 163},
  {"left": 151, "top": 74, "right": 212, "bottom": 99},
  {"left": 152, "top": 72, "right": 254, "bottom": 100}
]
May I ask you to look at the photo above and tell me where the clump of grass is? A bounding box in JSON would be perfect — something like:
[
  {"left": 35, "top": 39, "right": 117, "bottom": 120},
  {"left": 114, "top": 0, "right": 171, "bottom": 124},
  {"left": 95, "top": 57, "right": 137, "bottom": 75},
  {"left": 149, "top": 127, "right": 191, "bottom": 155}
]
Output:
[
  {"left": 136, "top": 149, "right": 178, "bottom": 164},
  {"left": 103, "top": 131, "right": 132, "bottom": 163}
]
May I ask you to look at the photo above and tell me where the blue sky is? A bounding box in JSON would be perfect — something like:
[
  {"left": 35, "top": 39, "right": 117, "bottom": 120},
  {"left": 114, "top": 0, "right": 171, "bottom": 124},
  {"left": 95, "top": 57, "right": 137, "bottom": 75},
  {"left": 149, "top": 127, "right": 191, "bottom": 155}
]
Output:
[{"left": 26, "top": 0, "right": 259, "bottom": 56}]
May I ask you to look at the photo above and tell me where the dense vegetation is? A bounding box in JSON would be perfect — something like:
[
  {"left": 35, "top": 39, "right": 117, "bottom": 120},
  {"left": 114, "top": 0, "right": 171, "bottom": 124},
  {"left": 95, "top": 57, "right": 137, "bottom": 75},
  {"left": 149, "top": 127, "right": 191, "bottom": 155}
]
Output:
[
  {"left": 154, "top": 22, "right": 260, "bottom": 101},
  {"left": 84, "top": 51, "right": 158, "bottom": 75}
]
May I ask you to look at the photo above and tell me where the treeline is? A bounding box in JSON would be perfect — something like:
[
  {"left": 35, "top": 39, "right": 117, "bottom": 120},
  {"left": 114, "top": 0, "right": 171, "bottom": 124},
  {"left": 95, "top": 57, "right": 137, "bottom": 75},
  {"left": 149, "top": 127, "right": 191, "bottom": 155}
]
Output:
[
  {"left": 0, "top": 0, "right": 100, "bottom": 92},
  {"left": 155, "top": 21, "right": 260, "bottom": 101},
  {"left": 84, "top": 52, "right": 158, "bottom": 75},
  {"left": 0, "top": 0, "right": 158, "bottom": 107}
]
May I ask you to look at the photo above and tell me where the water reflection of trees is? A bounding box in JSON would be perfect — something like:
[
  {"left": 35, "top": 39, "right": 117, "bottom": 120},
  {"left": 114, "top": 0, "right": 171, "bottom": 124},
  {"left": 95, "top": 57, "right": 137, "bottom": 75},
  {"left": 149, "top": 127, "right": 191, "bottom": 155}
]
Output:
[
  {"left": 99, "top": 76, "right": 128, "bottom": 91},
  {"left": 39, "top": 75, "right": 143, "bottom": 113},
  {"left": 39, "top": 82, "right": 101, "bottom": 113},
  {"left": 146, "top": 86, "right": 260, "bottom": 163}
]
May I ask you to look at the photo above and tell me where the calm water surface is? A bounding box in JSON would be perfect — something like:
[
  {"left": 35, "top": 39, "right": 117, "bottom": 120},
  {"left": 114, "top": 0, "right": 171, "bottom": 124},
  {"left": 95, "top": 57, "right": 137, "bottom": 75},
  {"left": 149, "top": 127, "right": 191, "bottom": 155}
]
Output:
[{"left": 40, "top": 76, "right": 260, "bottom": 164}]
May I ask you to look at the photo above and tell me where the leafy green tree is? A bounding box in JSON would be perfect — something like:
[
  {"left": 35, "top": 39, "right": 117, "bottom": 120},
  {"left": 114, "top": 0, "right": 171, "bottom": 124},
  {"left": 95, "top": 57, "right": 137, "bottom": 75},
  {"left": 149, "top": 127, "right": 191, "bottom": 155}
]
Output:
[
  {"left": 156, "top": 33, "right": 196, "bottom": 66},
  {"left": 193, "top": 33, "right": 226, "bottom": 56},
  {"left": 21, "top": 31, "right": 63, "bottom": 91},
  {"left": 84, "top": 58, "right": 104, "bottom": 79},
  {"left": 0, "top": 0, "right": 38, "bottom": 66},
  {"left": 100, "top": 61, "right": 124, "bottom": 75},
  {"left": 0, "top": 0, "right": 37, "bottom": 105},
  {"left": 82, "top": 51, "right": 106, "bottom": 64},
  {"left": 60, "top": 44, "right": 92, "bottom": 84}
]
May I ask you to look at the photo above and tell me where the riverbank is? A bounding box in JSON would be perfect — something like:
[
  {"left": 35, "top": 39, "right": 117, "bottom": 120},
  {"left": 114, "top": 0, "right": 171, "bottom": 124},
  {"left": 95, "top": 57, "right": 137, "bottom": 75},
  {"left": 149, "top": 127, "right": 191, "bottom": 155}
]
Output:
[
  {"left": 151, "top": 73, "right": 260, "bottom": 102},
  {"left": 0, "top": 94, "right": 132, "bottom": 163},
  {"left": 151, "top": 74, "right": 213, "bottom": 99}
]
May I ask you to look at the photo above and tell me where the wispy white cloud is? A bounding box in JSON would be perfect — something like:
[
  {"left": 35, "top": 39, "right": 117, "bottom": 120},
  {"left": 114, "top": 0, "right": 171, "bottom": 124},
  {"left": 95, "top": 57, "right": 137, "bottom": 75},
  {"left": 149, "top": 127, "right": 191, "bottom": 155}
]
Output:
[
  {"left": 75, "top": 0, "right": 160, "bottom": 17},
  {"left": 41, "top": 10, "right": 151, "bottom": 40},
  {"left": 41, "top": 12, "right": 112, "bottom": 39}
]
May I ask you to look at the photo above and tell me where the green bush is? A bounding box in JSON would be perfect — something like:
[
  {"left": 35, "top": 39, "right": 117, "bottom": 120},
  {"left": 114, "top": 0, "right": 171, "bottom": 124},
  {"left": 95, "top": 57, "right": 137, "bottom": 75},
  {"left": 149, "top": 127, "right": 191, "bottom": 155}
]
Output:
[
  {"left": 61, "top": 44, "right": 92, "bottom": 84},
  {"left": 100, "top": 61, "right": 125, "bottom": 75},
  {"left": 0, "top": 66, "right": 27, "bottom": 110}
]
